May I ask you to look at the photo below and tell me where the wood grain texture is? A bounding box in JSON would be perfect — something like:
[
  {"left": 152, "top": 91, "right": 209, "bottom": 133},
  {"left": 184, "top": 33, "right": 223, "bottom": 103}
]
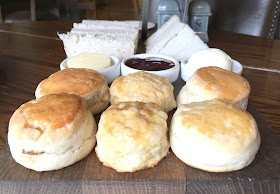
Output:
[
  {"left": 208, "top": 32, "right": 280, "bottom": 139},
  {"left": 184, "top": 104, "right": 280, "bottom": 194},
  {"left": 0, "top": 100, "right": 279, "bottom": 194},
  {"left": 0, "top": 32, "right": 66, "bottom": 147},
  {"left": 0, "top": 21, "right": 73, "bottom": 39},
  {"left": 0, "top": 113, "right": 186, "bottom": 194},
  {"left": 208, "top": 31, "right": 280, "bottom": 70}
]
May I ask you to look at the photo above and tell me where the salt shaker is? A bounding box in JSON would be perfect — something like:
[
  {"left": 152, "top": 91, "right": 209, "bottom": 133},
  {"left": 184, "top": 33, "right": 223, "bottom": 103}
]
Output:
[{"left": 157, "top": 0, "right": 181, "bottom": 29}]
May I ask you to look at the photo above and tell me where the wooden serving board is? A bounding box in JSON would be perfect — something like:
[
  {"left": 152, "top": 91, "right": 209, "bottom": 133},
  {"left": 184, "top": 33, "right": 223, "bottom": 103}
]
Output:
[{"left": 0, "top": 78, "right": 280, "bottom": 194}]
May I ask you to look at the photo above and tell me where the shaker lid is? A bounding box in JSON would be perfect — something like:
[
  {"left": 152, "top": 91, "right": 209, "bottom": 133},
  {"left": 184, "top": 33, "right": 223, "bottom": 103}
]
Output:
[
  {"left": 189, "top": 0, "right": 211, "bottom": 15},
  {"left": 157, "top": 0, "right": 180, "bottom": 14}
]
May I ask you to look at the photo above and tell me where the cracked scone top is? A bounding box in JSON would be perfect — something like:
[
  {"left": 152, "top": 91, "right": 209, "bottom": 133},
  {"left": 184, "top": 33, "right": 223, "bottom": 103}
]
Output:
[
  {"left": 177, "top": 66, "right": 250, "bottom": 110},
  {"left": 8, "top": 93, "right": 97, "bottom": 171},
  {"left": 170, "top": 99, "right": 261, "bottom": 172},
  {"left": 96, "top": 101, "right": 170, "bottom": 172},
  {"left": 109, "top": 71, "right": 177, "bottom": 112},
  {"left": 35, "top": 68, "right": 110, "bottom": 115}
]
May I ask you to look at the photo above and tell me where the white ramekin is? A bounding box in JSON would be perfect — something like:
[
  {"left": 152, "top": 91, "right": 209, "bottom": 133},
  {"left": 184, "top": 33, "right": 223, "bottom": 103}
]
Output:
[{"left": 121, "top": 53, "right": 180, "bottom": 83}]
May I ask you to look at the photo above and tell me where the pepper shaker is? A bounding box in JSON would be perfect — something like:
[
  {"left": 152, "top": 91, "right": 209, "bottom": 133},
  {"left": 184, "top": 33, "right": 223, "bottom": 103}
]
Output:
[{"left": 189, "top": 0, "right": 211, "bottom": 42}]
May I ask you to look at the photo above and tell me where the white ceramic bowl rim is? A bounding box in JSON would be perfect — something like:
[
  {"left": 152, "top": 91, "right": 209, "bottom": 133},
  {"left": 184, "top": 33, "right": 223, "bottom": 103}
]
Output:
[
  {"left": 121, "top": 53, "right": 179, "bottom": 72},
  {"left": 180, "top": 58, "right": 243, "bottom": 82},
  {"left": 181, "top": 58, "right": 240, "bottom": 67}
]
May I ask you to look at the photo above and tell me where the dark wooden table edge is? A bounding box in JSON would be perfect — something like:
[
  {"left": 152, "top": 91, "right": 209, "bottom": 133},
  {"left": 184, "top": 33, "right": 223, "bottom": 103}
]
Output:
[
  {"left": 1, "top": 103, "right": 280, "bottom": 194},
  {"left": 0, "top": 179, "right": 186, "bottom": 194}
]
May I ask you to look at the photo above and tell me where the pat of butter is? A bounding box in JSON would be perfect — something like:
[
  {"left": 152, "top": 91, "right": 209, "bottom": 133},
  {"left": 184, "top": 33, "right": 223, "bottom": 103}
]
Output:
[{"left": 67, "top": 53, "right": 111, "bottom": 70}]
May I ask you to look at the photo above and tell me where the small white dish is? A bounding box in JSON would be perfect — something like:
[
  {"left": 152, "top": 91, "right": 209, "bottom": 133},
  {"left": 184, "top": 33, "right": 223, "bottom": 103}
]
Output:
[
  {"left": 60, "top": 55, "right": 120, "bottom": 84},
  {"left": 180, "top": 59, "right": 243, "bottom": 82},
  {"left": 121, "top": 53, "right": 180, "bottom": 83}
]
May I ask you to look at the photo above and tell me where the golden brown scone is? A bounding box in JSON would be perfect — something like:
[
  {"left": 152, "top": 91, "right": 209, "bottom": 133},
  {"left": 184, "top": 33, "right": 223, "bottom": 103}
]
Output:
[
  {"left": 170, "top": 99, "right": 260, "bottom": 172},
  {"left": 8, "top": 93, "right": 97, "bottom": 171},
  {"left": 177, "top": 66, "right": 250, "bottom": 110},
  {"left": 110, "top": 71, "right": 176, "bottom": 112},
  {"left": 95, "top": 101, "right": 169, "bottom": 172},
  {"left": 35, "top": 68, "right": 110, "bottom": 115}
]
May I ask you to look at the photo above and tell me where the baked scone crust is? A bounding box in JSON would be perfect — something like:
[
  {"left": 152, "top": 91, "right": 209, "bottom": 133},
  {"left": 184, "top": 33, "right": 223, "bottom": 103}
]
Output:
[
  {"left": 96, "top": 101, "right": 170, "bottom": 172},
  {"left": 8, "top": 93, "right": 97, "bottom": 171},
  {"left": 110, "top": 71, "right": 176, "bottom": 112},
  {"left": 35, "top": 68, "right": 110, "bottom": 114},
  {"left": 177, "top": 66, "right": 250, "bottom": 110},
  {"left": 170, "top": 99, "right": 261, "bottom": 172}
]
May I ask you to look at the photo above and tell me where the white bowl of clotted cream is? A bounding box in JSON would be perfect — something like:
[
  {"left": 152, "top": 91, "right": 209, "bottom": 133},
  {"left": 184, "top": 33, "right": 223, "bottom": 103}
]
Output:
[
  {"left": 60, "top": 53, "right": 120, "bottom": 84},
  {"left": 180, "top": 48, "right": 243, "bottom": 82}
]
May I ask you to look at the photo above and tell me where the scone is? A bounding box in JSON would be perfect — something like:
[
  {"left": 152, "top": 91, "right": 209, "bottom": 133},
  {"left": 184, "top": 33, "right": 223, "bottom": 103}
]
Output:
[
  {"left": 177, "top": 66, "right": 250, "bottom": 110},
  {"left": 170, "top": 99, "right": 261, "bottom": 172},
  {"left": 95, "top": 101, "right": 169, "bottom": 172},
  {"left": 8, "top": 93, "right": 97, "bottom": 171},
  {"left": 110, "top": 71, "right": 176, "bottom": 112},
  {"left": 35, "top": 68, "right": 110, "bottom": 115}
]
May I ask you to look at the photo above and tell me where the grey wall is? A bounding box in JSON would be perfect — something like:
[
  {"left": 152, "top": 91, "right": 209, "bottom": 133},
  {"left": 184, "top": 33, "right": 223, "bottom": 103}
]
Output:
[{"left": 146, "top": 0, "right": 277, "bottom": 38}]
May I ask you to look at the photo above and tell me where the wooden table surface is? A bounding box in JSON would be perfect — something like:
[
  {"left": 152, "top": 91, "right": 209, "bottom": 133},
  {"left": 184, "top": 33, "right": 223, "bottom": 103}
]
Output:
[
  {"left": 0, "top": 21, "right": 280, "bottom": 193},
  {"left": 1, "top": 21, "right": 279, "bottom": 148}
]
